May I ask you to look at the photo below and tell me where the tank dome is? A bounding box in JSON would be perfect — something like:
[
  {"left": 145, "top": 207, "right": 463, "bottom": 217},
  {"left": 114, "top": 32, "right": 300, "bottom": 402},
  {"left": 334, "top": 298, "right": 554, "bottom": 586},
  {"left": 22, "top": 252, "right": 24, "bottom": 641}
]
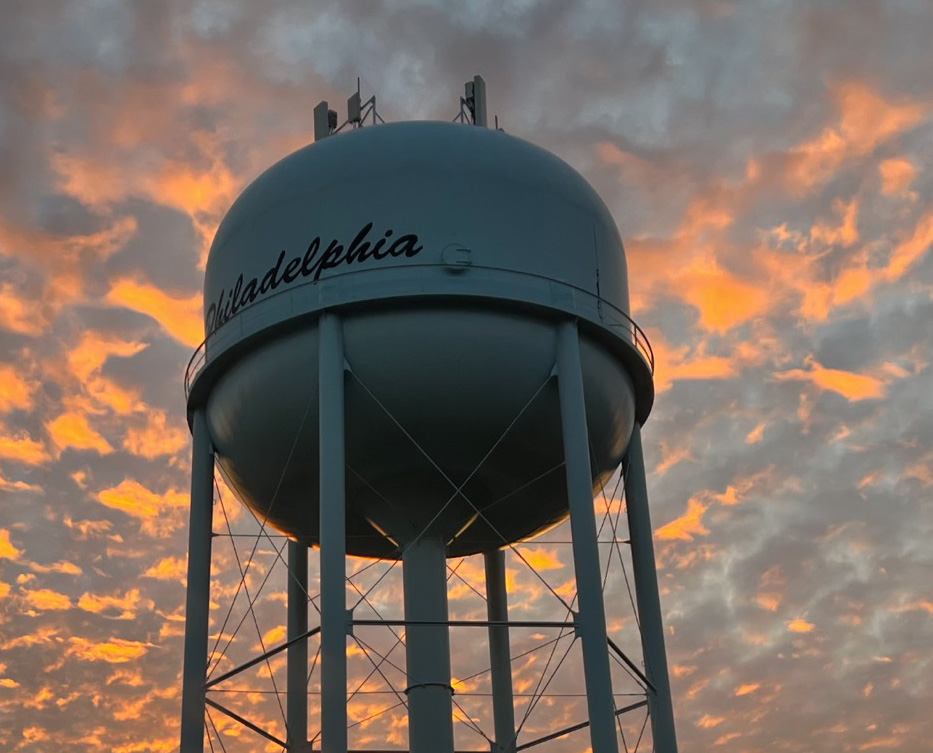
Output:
[{"left": 187, "top": 121, "right": 653, "bottom": 557}]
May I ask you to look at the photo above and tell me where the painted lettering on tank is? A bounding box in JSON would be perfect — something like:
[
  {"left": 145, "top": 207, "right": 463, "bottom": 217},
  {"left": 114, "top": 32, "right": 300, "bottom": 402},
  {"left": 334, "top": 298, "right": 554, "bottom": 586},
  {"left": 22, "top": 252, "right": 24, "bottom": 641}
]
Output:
[{"left": 205, "top": 222, "right": 424, "bottom": 337}]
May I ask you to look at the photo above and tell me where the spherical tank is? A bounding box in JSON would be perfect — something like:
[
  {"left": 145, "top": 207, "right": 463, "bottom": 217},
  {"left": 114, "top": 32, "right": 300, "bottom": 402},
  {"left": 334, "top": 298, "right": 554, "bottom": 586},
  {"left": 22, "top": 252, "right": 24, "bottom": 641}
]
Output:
[{"left": 186, "top": 121, "right": 654, "bottom": 558}]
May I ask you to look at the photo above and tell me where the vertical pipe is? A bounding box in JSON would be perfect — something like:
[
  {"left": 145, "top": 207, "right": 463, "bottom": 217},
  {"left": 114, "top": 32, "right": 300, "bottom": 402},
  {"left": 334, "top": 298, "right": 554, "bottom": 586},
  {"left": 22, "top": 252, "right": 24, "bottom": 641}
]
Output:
[
  {"left": 623, "top": 425, "right": 678, "bottom": 753},
  {"left": 287, "top": 540, "right": 309, "bottom": 751},
  {"left": 555, "top": 321, "right": 619, "bottom": 753},
  {"left": 403, "top": 536, "right": 455, "bottom": 753},
  {"left": 319, "top": 313, "right": 347, "bottom": 753},
  {"left": 180, "top": 409, "right": 215, "bottom": 753},
  {"left": 484, "top": 549, "right": 516, "bottom": 753}
]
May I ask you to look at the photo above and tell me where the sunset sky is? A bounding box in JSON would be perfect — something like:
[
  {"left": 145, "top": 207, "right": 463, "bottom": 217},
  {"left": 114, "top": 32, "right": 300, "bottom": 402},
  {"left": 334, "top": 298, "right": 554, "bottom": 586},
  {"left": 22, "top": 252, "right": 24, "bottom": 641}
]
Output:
[{"left": 1, "top": 1, "right": 932, "bottom": 751}]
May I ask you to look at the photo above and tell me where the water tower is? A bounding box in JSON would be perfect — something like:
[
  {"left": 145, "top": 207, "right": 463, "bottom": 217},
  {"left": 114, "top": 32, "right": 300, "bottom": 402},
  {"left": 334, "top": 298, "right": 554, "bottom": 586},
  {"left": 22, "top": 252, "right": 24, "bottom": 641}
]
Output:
[{"left": 180, "top": 78, "right": 677, "bottom": 753}]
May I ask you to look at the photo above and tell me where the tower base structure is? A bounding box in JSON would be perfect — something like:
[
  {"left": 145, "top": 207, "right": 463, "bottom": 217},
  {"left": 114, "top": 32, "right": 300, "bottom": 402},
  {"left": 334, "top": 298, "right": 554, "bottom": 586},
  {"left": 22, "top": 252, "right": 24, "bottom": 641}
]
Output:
[{"left": 180, "top": 315, "right": 677, "bottom": 753}]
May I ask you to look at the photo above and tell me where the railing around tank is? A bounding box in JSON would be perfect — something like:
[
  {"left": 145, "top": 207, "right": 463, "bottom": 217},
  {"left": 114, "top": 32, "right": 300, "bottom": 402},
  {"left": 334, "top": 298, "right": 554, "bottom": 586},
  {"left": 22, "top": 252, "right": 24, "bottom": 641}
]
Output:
[{"left": 184, "top": 264, "right": 654, "bottom": 399}]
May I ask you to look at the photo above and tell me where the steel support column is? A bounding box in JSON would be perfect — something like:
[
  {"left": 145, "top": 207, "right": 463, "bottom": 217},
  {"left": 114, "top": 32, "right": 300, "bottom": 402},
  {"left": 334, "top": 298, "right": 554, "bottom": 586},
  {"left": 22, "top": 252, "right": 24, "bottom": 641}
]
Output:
[
  {"left": 555, "top": 320, "right": 619, "bottom": 753},
  {"left": 403, "top": 536, "right": 455, "bottom": 753},
  {"left": 319, "top": 313, "right": 348, "bottom": 753},
  {"left": 287, "top": 540, "right": 310, "bottom": 751},
  {"left": 484, "top": 549, "right": 516, "bottom": 753},
  {"left": 180, "top": 409, "right": 215, "bottom": 753},
  {"left": 623, "top": 425, "right": 678, "bottom": 753}
]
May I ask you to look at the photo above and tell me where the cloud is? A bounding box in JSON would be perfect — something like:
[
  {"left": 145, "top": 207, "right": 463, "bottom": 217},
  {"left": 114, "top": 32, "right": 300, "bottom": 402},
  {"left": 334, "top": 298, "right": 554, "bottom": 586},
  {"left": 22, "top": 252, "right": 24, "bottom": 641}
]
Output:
[
  {"left": 77, "top": 589, "right": 145, "bottom": 619},
  {"left": 781, "top": 80, "right": 925, "bottom": 195},
  {"left": 122, "top": 410, "right": 189, "bottom": 459},
  {"left": 655, "top": 497, "right": 710, "bottom": 542},
  {"left": 0, "top": 469, "right": 42, "bottom": 492},
  {"left": 142, "top": 556, "right": 187, "bottom": 581},
  {"left": 105, "top": 279, "right": 203, "bottom": 348},
  {"left": 676, "top": 257, "right": 773, "bottom": 333},
  {"left": 0, "top": 284, "right": 44, "bottom": 336},
  {"left": 46, "top": 410, "right": 114, "bottom": 455},
  {"left": 885, "top": 206, "right": 933, "bottom": 281},
  {"left": 0, "top": 431, "right": 50, "bottom": 465},
  {"left": 23, "top": 588, "right": 72, "bottom": 611},
  {"left": 774, "top": 359, "right": 886, "bottom": 401},
  {"left": 0, "top": 529, "right": 22, "bottom": 560},
  {"left": 66, "top": 332, "right": 147, "bottom": 391},
  {"left": 0, "top": 363, "right": 38, "bottom": 413},
  {"left": 787, "top": 617, "right": 815, "bottom": 633},
  {"left": 95, "top": 479, "right": 187, "bottom": 535},
  {"left": 65, "top": 637, "right": 150, "bottom": 664},
  {"left": 878, "top": 158, "right": 916, "bottom": 197}
]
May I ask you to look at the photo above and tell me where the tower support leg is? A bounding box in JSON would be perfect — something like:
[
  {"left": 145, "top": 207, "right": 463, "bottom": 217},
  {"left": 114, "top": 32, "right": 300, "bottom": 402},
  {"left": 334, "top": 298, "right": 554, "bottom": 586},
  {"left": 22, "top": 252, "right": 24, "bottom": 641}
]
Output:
[
  {"left": 180, "top": 409, "right": 215, "bottom": 753},
  {"left": 319, "top": 313, "right": 348, "bottom": 753},
  {"left": 403, "top": 536, "right": 455, "bottom": 753},
  {"left": 484, "top": 549, "right": 516, "bottom": 753},
  {"left": 287, "top": 540, "right": 310, "bottom": 751},
  {"left": 556, "top": 321, "right": 619, "bottom": 753},
  {"left": 623, "top": 425, "right": 678, "bottom": 753}
]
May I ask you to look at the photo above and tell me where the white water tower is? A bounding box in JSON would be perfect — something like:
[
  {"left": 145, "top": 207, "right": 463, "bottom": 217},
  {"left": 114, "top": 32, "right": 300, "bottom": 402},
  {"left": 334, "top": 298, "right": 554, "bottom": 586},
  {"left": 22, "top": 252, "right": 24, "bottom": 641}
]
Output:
[{"left": 179, "top": 77, "right": 677, "bottom": 753}]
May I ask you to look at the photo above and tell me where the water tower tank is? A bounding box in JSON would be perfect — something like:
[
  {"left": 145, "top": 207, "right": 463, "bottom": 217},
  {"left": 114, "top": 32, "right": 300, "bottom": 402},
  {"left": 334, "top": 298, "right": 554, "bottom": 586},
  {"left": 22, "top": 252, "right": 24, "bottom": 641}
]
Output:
[{"left": 186, "top": 120, "right": 654, "bottom": 558}]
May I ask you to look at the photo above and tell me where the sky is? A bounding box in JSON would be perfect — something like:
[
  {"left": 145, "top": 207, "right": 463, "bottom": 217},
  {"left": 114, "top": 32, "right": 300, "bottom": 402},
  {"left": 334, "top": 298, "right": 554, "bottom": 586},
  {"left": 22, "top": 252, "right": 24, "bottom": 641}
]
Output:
[{"left": 1, "top": 0, "right": 932, "bottom": 751}]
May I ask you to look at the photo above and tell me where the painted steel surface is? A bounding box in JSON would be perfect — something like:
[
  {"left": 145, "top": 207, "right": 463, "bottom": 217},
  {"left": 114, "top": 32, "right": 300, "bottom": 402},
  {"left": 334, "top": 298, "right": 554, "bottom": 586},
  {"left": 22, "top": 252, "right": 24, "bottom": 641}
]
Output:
[{"left": 191, "top": 121, "right": 651, "bottom": 557}]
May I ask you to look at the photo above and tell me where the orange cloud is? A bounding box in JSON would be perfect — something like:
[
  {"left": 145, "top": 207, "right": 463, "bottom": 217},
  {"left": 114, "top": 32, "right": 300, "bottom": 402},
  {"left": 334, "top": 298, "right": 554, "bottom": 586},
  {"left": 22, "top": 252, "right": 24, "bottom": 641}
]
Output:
[
  {"left": 785, "top": 81, "right": 925, "bottom": 193},
  {"left": 755, "top": 241, "right": 872, "bottom": 323},
  {"left": 155, "top": 154, "right": 239, "bottom": 219},
  {"left": 787, "top": 617, "right": 815, "bottom": 633},
  {"left": 0, "top": 469, "right": 42, "bottom": 492},
  {"left": 66, "top": 637, "right": 150, "bottom": 664},
  {"left": 878, "top": 157, "right": 916, "bottom": 196},
  {"left": 23, "top": 588, "right": 72, "bottom": 611},
  {"left": 756, "top": 566, "right": 785, "bottom": 612},
  {"left": 668, "top": 252, "right": 775, "bottom": 333},
  {"left": 656, "top": 497, "right": 710, "bottom": 541},
  {"left": 810, "top": 197, "right": 860, "bottom": 247},
  {"left": 650, "top": 333, "right": 737, "bottom": 393},
  {"left": 757, "top": 594, "right": 781, "bottom": 612},
  {"left": 123, "top": 410, "right": 189, "bottom": 459},
  {"left": 0, "top": 284, "right": 44, "bottom": 336},
  {"left": 654, "top": 439, "right": 695, "bottom": 475},
  {"left": 680, "top": 258, "right": 771, "bottom": 333},
  {"left": 697, "top": 714, "right": 726, "bottom": 728},
  {"left": 63, "top": 333, "right": 148, "bottom": 415},
  {"left": 68, "top": 333, "right": 148, "bottom": 384},
  {"left": 143, "top": 556, "right": 187, "bottom": 581},
  {"left": 51, "top": 130, "right": 240, "bottom": 267},
  {"left": 46, "top": 411, "right": 114, "bottom": 454},
  {"left": 514, "top": 547, "right": 565, "bottom": 571},
  {"left": 96, "top": 479, "right": 187, "bottom": 535},
  {"left": 0, "top": 431, "right": 50, "bottom": 465},
  {"left": 714, "top": 732, "right": 742, "bottom": 746},
  {"left": 0, "top": 529, "right": 22, "bottom": 560},
  {"left": 885, "top": 206, "right": 933, "bottom": 281},
  {"left": 775, "top": 359, "right": 885, "bottom": 401},
  {"left": 735, "top": 683, "right": 760, "bottom": 696},
  {"left": 0, "top": 363, "right": 38, "bottom": 413},
  {"left": 745, "top": 422, "right": 766, "bottom": 444},
  {"left": 77, "top": 589, "right": 144, "bottom": 619},
  {"left": 105, "top": 279, "right": 202, "bottom": 348},
  {"left": 29, "top": 561, "right": 82, "bottom": 575}
]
